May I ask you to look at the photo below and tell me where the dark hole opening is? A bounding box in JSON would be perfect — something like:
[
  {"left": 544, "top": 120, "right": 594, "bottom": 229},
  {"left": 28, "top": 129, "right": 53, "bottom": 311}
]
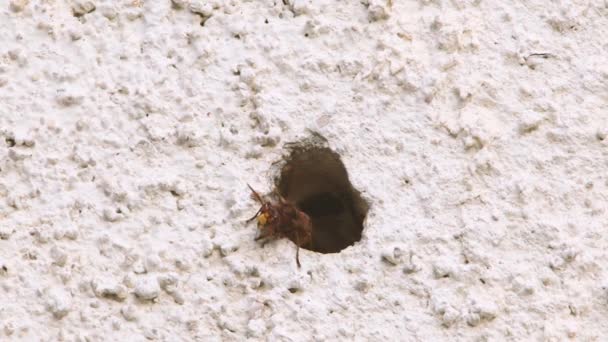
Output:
[
  {"left": 298, "top": 192, "right": 344, "bottom": 217},
  {"left": 277, "top": 146, "right": 369, "bottom": 254}
]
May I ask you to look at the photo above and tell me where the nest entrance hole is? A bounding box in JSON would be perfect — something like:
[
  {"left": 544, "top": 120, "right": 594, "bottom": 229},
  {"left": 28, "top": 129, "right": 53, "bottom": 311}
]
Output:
[{"left": 277, "top": 146, "right": 369, "bottom": 254}]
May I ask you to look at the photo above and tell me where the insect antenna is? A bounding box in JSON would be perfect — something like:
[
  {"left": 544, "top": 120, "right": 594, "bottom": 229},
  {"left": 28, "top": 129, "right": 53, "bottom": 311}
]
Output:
[
  {"left": 295, "top": 231, "right": 301, "bottom": 268},
  {"left": 247, "top": 183, "right": 265, "bottom": 204},
  {"left": 246, "top": 207, "right": 262, "bottom": 222},
  {"left": 246, "top": 183, "right": 266, "bottom": 222}
]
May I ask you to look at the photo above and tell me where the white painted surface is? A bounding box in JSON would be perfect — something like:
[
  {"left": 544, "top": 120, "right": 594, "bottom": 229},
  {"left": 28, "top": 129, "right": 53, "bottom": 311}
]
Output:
[{"left": 1, "top": 0, "right": 607, "bottom": 340}]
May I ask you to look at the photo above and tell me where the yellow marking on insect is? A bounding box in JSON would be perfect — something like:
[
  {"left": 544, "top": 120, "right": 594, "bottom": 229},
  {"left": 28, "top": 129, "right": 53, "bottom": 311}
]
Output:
[{"left": 257, "top": 213, "right": 269, "bottom": 226}]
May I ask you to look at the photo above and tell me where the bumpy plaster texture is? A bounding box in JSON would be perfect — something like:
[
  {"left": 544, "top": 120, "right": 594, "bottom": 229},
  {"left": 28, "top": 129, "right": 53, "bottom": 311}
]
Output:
[{"left": 1, "top": 0, "right": 607, "bottom": 340}]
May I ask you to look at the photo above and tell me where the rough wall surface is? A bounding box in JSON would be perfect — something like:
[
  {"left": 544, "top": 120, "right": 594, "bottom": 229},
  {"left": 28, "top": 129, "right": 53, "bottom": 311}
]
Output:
[{"left": 1, "top": 0, "right": 607, "bottom": 340}]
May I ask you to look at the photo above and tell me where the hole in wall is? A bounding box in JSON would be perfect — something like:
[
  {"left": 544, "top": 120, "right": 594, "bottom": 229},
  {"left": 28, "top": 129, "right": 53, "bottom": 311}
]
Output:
[{"left": 276, "top": 142, "right": 369, "bottom": 254}]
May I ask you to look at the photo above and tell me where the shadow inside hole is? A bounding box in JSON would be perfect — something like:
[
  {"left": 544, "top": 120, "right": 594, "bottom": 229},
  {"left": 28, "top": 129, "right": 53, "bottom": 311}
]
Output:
[
  {"left": 298, "top": 192, "right": 344, "bottom": 217},
  {"left": 277, "top": 146, "right": 369, "bottom": 254}
]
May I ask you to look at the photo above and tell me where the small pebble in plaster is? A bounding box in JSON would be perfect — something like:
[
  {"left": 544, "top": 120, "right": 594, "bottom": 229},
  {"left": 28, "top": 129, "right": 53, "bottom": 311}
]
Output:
[
  {"left": 246, "top": 318, "right": 267, "bottom": 338},
  {"left": 91, "top": 278, "right": 128, "bottom": 301},
  {"left": 50, "top": 246, "right": 68, "bottom": 267},
  {"left": 518, "top": 111, "right": 543, "bottom": 134},
  {"left": 596, "top": 128, "right": 607, "bottom": 141},
  {"left": 0, "top": 227, "right": 14, "bottom": 240},
  {"left": 403, "top": 252, "right": 421, "bottom": 274},
  {"left": 464, "top": 297, "right": 498, "bottom": 326},
  {"left": 46, "top": 287, "right": 72, "bottom": 319},
  {"left": 134, "top": 276, "right": 161, "bottom": 301},
  {"left": 433, "top": 259, "right": 459, "bottom": 279},
  {"left": 366, "top": 0, "right": 391, "bottom": 21},
  {"left": 10, "top": 0, "right": 29, "bottom": 12},
  {"left": 121, "top": 305, "right": 138, "bottom": 322},
  {"left": 72, "top": 1, "right": 96, "bottom": 17},
  {"left": 381, "top": 246, "right": 404, "bottom": 265}
]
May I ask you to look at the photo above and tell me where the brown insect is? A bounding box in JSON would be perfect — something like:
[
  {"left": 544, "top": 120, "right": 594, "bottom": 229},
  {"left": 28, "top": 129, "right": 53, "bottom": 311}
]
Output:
[{"left": 247, "top": 184, "right": 312, "bottom": 268}]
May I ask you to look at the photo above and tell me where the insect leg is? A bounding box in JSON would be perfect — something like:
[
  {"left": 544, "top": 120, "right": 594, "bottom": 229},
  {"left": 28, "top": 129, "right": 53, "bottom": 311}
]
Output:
[
  {"left": 296, "top": 245, "right": 301, "bottom": 268},
  {"left": 295, "top": 231, "right": 301, "bottom": 268},
  {"left": 246, "top": 207, "right": 262, "bottom": 222},
  {"left": 255, "top": 228, "right": 272, "bottom": 241},
  {"left": 247, "top": 183, "right": 265, "bottom": 204}
]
